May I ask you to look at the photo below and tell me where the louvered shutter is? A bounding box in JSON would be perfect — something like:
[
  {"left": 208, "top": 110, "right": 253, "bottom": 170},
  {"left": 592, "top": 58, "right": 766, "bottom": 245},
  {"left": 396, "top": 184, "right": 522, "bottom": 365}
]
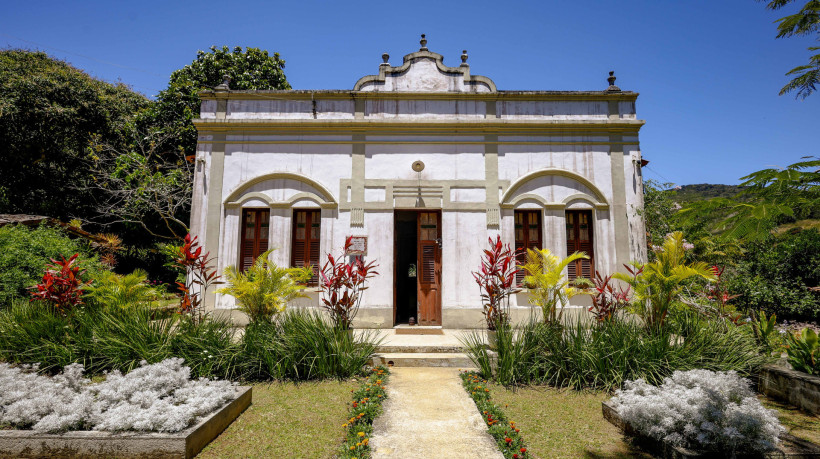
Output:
[
  {"left": 577, "top": 211, "right": 594, "bottom": 279},
  {"left": 292, "top": 210, "right": 321, "bottom": 285},
  {"left": 514, "top": 210, "right": 542, "bottom": 285},
  {"left": 240, "top": 209, "right": 270, "bottom": 272},
  {"left": 418, "top": 212, "right": 438, "bottom": 286},
  {"left": 419, "top": 243, "right": 436, "bottom": 284},
  {"left": 565, "top": 210, "right": 593, "bottom": 282}
]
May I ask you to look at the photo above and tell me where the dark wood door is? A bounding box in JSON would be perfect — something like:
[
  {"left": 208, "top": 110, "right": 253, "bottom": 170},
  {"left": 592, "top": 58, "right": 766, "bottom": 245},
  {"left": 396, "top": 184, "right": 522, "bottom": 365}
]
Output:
[{"left": 417, "top": 211, "right": 441, "bottom": 325}]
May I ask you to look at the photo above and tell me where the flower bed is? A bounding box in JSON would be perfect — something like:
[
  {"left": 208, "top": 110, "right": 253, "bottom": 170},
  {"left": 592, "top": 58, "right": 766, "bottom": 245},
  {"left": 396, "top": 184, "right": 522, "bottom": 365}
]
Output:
[
  {"left": 339, "top": 366, "right": 389, "bottom": 459},
  {"left": 461, "top": 371, "right": 529, "bottom": 459},
  {"left": 0, "top": 358, "right": 250, "bottom": 458},
  {"left": 606, "top": 369, "right": 783, "bottom": 456}
]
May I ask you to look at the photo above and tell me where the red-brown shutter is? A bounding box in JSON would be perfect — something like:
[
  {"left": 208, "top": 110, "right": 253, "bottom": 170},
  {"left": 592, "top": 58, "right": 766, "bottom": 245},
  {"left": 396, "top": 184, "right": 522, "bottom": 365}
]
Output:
[
  {"left": 566, "top": 210, "right": 594, "bottom": 281},
  {"left": 419, "top": 243, "right": 436, "bottom": 284},
  {"left": 240, "top": 209, "right": 270, "bottom": 272},
  {"left": 292, "top": 209, "right": 321, "bottom": 285},
  {"left": 418, "top": 212, "right": 439, "bottom": 286},
  {"left": 514, "top": 210, "right": 542, "bottom": 285}
]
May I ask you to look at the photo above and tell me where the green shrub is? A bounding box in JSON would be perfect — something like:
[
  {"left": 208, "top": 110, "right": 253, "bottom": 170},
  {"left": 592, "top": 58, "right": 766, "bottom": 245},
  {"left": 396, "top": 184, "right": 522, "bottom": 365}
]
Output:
[
  {"left": 463, "top": 315, "right": 771, "bottom": 391},
  {"left": 0, "top": 299, "right": 379, "bottom": 381},
  {"left": 219, "top": 249, "right": 312, "bottom": 323},
  {"left": 785, "top": 328, "right": 820, "bottom": 375},
  {"left": 726, "top": 229, "right": 820, "bottom": 320},
  {"left": 0, "top": 224, "right": 106, "bottom": 307},
  {"left": 85, "top": 270, "right": 158, "bottom": 308},
  {"left": 240, "top": 309, "right": 381, "bottom": 380}
]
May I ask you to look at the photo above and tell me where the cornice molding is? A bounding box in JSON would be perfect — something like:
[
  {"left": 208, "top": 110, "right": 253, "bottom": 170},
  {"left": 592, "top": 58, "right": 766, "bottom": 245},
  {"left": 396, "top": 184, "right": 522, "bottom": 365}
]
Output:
[
  {"left": 199, "top": 90, "right": 639, "bottom": 102},
  {"left": 193, "top": 118, "right": 645, "bottom": 134}
]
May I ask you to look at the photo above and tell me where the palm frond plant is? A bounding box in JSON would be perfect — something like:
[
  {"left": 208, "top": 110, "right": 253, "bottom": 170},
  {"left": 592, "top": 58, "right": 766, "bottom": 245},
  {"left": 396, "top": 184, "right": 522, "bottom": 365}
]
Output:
[
  {"left": 473, "top": 236, "right": 521, "bottom": 330},
  {"left": 520, "top": 248, "right": 589, "bottom": 324},
  {"left": 219, "top": 249, "right": 312, "bottom": 323},
  {"left": 614, "top": 232, "right": 716, "bottom": 331},
  {"left": 85, "top": 269, "right": 158, "bottom": 308}
]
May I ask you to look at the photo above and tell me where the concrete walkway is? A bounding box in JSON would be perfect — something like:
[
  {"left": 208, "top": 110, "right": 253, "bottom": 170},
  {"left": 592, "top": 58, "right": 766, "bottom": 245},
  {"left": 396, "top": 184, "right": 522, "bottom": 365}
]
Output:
[{"left": 370, "top": 367, "right": 503, "bottom": 459}]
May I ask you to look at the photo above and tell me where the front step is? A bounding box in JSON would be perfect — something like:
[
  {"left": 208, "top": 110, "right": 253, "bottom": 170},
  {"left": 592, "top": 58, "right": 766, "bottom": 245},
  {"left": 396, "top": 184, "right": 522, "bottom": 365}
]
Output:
[
  {"left": 373, "top": 352, "right": 473, "bottom": 368},
  {"left": 375, "top": 345, "right": 464, "bottom": 354}
]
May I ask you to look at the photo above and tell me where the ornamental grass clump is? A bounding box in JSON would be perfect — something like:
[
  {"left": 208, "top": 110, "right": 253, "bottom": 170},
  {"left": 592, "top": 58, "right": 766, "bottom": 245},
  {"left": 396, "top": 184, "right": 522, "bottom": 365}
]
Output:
[
  {"left": 611, "top": 369, "right": 784, "bottom": 455},
  {"left": 0, "top": 358, "right": 237, "bottom": 433}
]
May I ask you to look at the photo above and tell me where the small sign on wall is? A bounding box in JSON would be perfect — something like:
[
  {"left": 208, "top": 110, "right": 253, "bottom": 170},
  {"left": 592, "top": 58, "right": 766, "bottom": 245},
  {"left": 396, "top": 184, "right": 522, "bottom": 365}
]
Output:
[{"left": 346, "top": 236, "right": 368, "bottom": 255}]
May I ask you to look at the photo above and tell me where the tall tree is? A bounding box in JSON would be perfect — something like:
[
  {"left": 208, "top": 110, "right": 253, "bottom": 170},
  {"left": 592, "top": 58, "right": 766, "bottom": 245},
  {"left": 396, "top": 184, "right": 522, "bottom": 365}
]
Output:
[
  {"left": 90, "top": 46, "right": 291, "bottom": 240},
  {"left": 0, "top": 50, "right": 148, "bottom": 220},
  {"left": 761, "top": 0, "right": 820, "bottom": 98},
  {"left": 679, "top": 157, "right": 820, "bottom": 241}
]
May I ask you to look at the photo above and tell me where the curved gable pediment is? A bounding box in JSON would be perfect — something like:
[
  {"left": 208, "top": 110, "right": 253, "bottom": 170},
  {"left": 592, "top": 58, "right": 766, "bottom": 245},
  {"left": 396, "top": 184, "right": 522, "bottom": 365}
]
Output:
[{"left": 354, "top": 36, "right": 496, "bottom": 93}]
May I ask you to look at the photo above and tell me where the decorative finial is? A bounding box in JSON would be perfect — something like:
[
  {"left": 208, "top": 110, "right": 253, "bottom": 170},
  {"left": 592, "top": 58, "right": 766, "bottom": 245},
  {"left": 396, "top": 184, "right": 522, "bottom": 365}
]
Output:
[
  {"left": 381, "top": 53, "right": 390, "bottom": 65},
  {"left": 606, "top": 71, "right": 621, "bottom": 92},
  {"left": 215, "top": 74, "right": 231, "bottom": 91},
  {"left": 461, "top": 50, "right": 468, "bottom": 65},
  {"left": 420, "top": 34, "right": 428, "bottom": 51}
]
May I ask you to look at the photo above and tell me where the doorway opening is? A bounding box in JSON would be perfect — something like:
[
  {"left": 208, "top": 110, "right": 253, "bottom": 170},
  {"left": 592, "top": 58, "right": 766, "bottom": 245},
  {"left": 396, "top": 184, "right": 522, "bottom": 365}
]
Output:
[{"left": 394, "top": 211, "right": 418, "bottom": 325}]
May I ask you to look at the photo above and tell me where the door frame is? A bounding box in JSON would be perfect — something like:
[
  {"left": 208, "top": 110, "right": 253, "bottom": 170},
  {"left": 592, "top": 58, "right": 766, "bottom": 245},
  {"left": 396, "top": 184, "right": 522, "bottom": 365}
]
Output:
[{"left": 392, "top": 209, "right": 442, "bottom": 326}]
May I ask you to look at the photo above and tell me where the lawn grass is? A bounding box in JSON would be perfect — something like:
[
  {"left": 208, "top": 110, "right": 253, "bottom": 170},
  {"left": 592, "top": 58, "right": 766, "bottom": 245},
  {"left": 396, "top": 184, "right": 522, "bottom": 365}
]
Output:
[
  {"left": 761, "top": 396, "right": 820, "bottom": 446},
  {"left": 199, "top": 379, "right": 357, "bottom": 458},
  {"left": 489, "top": 382, "right": 820, "bottom": 459},
  {"left": 488, "top": 383, "right": 651, "bottom": 459}
]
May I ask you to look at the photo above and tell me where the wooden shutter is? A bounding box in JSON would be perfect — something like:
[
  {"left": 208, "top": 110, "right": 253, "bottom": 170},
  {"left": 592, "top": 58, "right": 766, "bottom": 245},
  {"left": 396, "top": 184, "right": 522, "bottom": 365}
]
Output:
[
  {"left": 418, "top": 212, "right": 439, "bottom": 286},
  {"left": 240, "top": 209, "right": 270, "bottom": 272},
  {"left": 566, "top": 210, "right": 594, "bottom": 281},
  {"left": 514, "top": 210, "right": 542, "bottom": 285},
  {"left": 291, "top": 209, "right": 321, "bottom": 284}
]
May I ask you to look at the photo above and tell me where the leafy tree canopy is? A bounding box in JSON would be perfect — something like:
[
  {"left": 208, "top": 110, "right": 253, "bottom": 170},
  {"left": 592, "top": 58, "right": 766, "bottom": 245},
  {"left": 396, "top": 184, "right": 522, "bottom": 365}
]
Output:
[
  {"left": 140, "top": 46, "right": 291, "bottom": 161},
  {"left": 677, "top": 158, "right": 820, "bottom": 242},
  {"left": 0, "top": 50, "right": 148, "bottom": 220},
  {"left": 761, "top": 0, "right": 820, "bottom": 98},
  {"left": 88, "top": 46, "right": 291, "bottom": 241}
]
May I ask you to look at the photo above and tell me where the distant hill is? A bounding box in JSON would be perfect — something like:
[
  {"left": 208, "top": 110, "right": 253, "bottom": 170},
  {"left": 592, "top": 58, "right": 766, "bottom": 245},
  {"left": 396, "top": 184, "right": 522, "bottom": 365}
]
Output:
[{"left": 674, "top": 184, "right": 747, "bottom": 203}]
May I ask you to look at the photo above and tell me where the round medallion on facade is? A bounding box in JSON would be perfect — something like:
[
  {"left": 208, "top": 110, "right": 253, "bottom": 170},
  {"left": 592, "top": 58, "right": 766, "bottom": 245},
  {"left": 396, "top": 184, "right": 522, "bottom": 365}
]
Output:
[{"left": 411, "top": 160, "right": 425, "bottom": 172}]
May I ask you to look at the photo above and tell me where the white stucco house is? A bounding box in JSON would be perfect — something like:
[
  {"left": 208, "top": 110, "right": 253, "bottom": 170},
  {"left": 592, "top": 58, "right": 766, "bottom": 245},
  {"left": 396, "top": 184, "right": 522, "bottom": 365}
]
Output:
[{"left": 190, "top": 36, "right": 647, "bottom": 328}]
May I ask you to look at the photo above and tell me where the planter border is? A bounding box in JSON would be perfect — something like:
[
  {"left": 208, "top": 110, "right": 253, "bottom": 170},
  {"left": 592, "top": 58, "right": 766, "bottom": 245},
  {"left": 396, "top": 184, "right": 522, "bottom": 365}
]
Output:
[
  {"left": 759, "top": 364, "right": 820, "bottom": 415},
  {"left": 602, "top": 399, "right": 820, "bottom": 459},
  {"left": 0, "top": 386, "right": 252, "bottom": 459}
]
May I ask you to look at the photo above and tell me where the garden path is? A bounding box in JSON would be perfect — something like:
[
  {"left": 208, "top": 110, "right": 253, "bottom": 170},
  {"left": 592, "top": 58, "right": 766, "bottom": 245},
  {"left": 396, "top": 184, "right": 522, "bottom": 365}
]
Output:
[{"left": 369, "top": 367, "right": 503, "bottom": 458}]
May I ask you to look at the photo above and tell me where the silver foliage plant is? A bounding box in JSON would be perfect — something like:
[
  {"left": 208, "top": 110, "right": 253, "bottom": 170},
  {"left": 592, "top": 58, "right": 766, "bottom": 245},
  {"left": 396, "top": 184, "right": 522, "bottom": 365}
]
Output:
[
  {"left": 611, "top": 369, "right": 784, "bottom": 455},
  {"left": 0, "top": 358, "right": 237, "bottom": 432}
]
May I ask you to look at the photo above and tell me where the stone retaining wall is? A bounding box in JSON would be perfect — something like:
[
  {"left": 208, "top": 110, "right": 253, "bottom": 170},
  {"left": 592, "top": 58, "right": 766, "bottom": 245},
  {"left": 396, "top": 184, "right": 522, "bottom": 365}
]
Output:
[{"left": 759, "top": 365, "right": 820, "bottom": 415}]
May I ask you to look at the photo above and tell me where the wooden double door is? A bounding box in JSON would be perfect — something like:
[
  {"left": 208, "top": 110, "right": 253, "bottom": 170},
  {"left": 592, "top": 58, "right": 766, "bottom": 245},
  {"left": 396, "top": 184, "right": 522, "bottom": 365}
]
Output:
[{"left": 394, "top": 210, "right": 442, "bottom": 326}]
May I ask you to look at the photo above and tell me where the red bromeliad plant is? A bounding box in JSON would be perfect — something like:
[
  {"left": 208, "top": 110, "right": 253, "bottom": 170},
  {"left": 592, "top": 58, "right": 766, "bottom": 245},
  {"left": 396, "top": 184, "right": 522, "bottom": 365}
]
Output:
[
  {"left": 172, "top": 234, "right": 221, "bottom": 322},
  {"left": 319, "top": 237, "right": 379, "bottom": 330},
  {"left": 588, "top": 271, "right": 631, "bottom": 323},
  {"left": 702, "top": 265, "right": 743, "bottom": 324},
  {"left": 473, "top": 236, "right": 521, "bottom": 330},
  {"left": 30, "top": 253, "right": 92, "bottom": 315}
]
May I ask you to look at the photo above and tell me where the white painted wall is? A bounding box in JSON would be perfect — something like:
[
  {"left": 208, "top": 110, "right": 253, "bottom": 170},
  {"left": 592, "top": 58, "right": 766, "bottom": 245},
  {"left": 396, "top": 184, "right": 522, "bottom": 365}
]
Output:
[{"left": 197, "top": 50, "right": 646, "bottom": 321}]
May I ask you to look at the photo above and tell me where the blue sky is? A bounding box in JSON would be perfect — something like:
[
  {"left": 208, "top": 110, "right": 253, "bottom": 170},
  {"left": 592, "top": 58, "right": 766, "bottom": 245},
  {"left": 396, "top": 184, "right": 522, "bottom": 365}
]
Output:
[{"left": 2, "top": 0, "right": 817, "bottom": 186}]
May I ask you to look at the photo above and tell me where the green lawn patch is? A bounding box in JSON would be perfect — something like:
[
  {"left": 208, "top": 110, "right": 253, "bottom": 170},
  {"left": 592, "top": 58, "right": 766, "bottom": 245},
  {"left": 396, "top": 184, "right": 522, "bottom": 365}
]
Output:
[
  {"left": 487, "top": 383, "right": 651, "bottom": 458},
  {"left": 761, "top": 395, "right": 820, "bottom": 446},
  {"left": 199, "top": 380, "right": 357, "bottom": 459}
]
